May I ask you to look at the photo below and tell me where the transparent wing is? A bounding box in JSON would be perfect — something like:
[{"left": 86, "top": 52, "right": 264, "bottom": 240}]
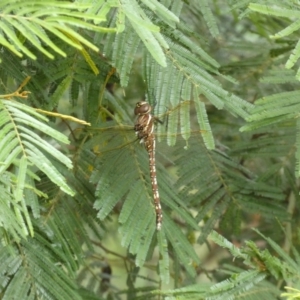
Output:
[{"left": 79, "top": 122, "right": 208, "bottom": 153}]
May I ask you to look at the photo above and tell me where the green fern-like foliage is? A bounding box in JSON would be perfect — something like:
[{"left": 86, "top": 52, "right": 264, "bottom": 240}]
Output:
[
  {"left": 0, "top": 0, "right": 115, "bottom": 60},
  {"left": 1, "top": 0, "right": 300, "bottom": 299},
  {"left": 0, "top": 99, "right": 73, "bottom": 239}
]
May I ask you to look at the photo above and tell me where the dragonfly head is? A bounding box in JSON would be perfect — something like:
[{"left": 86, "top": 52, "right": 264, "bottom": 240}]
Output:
[{"left": 134, "top": 101, "right": 152, "bottom": 115}]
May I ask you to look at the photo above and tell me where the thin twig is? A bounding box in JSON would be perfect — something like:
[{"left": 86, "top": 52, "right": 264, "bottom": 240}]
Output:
[{"left": 0, "top": 76, "right": 31, "bottom": 99}]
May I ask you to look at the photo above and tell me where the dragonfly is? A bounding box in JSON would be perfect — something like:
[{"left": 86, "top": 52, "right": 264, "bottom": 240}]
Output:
[
  {"left": 77, "top": 100, "right": 212, "bottom": 232},
  {"left": 134, "top": 101, "right": 162, "bottom": 230}
]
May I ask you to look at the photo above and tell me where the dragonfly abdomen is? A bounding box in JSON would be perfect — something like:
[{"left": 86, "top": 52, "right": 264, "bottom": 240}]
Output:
[{"left": 146, "top": 137, "right": 162, "bottom": 230}]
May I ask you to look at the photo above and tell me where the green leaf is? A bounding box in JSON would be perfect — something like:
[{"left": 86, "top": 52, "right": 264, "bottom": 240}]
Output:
[
  {"left": 25, "top": 145, "right": 74, "bottom": 196},
  {"left": 194, "top": 92, "right": 215, "bottom": 150}
]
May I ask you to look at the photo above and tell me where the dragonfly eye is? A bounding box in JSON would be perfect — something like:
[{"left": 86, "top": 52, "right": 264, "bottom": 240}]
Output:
[{"left": 135, "top": 101, "right": 152, "bottom": 115}]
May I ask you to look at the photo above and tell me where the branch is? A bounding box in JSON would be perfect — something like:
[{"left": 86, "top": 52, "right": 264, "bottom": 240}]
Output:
[{"left": 0, "top": 76, "right": 31, "bottom": 99}]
